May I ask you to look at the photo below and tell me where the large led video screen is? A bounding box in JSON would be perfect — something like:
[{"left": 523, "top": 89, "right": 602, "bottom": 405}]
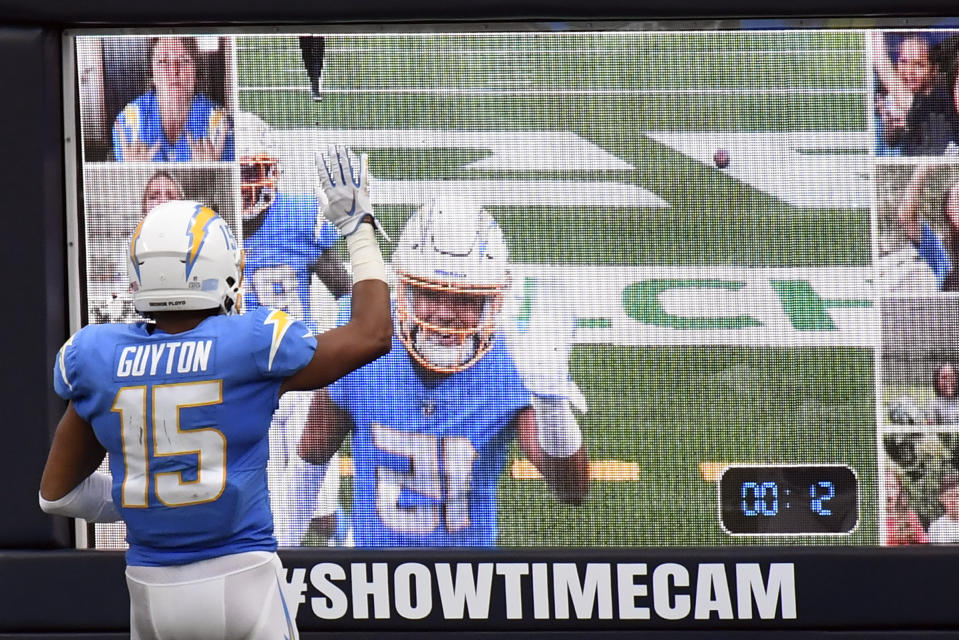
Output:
[{"left": 68, "top": 26, "right": 959, "bottom": 551}]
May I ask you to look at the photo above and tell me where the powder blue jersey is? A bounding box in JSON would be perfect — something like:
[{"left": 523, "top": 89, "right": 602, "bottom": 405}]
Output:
[
  {"left": 112, "top": 91, "right": 235, "bottom": 163},
  {"left": 53, "top": 306, "right": 316, "bottom": 566},
  {"left": 242, "top": 193, "right": 339, "bottom": 331},
  {"left": 329, "top": 337, "right": 530, "bottom": 547}
]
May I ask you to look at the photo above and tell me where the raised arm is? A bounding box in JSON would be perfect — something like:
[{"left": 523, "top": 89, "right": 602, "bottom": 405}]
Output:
[
  {"left": 282, "top": 263, "right": 390, "bottom": 392},
  {"left": 281, "top": 146, "right": 392, "bottom": 394}
]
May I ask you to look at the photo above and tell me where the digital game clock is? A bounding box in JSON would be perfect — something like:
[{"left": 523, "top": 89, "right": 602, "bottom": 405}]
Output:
[{"left": 719, "top": 465, "right": 858, "bottom": 535}]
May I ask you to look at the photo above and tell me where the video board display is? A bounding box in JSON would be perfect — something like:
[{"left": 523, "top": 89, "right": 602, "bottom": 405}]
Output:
[{"left": 68, "top": 26, "right": 959, "bottom": 553}]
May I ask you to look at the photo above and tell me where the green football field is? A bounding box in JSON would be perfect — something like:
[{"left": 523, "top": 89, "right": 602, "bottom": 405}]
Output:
[{"left": 237, "top": 31, "right": 878, "bottom": 546}]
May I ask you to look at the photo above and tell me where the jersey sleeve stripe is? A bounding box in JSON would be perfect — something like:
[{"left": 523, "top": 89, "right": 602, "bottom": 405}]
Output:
[{"left": 57, "top": 334, "right": 76, "bottom": 392}]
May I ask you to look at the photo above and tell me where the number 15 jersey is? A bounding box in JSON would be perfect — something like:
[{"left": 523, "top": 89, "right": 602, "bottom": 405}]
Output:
[{"left": 53, "top": 307, "right": 316, "bottom": 566}]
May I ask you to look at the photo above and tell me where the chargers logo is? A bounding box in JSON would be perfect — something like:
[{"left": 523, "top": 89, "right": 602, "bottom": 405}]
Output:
[
  {"left": 185, "top": 205, "right": 219, "bottom": 279},
  {"left": 264, "top": 309, "right": 295, "bottom": 371}
]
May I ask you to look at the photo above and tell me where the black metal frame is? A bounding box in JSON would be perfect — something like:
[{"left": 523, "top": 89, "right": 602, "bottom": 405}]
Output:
[{"left": 3, "top": 3, "right": 959, "bottom": 635}]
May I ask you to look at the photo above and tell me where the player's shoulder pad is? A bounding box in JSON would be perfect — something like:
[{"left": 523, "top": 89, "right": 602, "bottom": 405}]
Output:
[{"left": 250, "top": 306, "right": 317, "bottom": 378}]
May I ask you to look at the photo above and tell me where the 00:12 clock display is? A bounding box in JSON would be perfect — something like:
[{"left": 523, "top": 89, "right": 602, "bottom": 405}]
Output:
[{"left": 718, "top": 465, "right": 858, "bottom": 535}]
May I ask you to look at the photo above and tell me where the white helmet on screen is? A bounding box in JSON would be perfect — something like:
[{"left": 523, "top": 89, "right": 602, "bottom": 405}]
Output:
[
  {"left": 129, "top": 200, "right": 243, "bottom": 315},
  {"left": 392, "top": 199, "right": 509, "bottom": 373},
  {"left": 236, "top": 111, "right": 278, "bottom": 220}
]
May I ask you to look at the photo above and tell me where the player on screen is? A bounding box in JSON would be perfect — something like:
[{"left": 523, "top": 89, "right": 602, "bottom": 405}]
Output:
[
  {"left": 238, "top": 111, "right": 349, "bottom": 318},
  {"left": 112, "top": 36, "right": 234, "bottom": 163},
  {"left": 298, "top": 199, "right": 589, "bottom": 547},
  {"left": 38, "top": 147, "right": 391, "bottom": 639},
  {"left": 237, "top": 111, "right": 352, "bottom": 546},
  {"left": 874, "top": 32, "right": 959, "bottom": 156},
  {"left": 299, "top": 36, "right": 326, "bottom": 102}
]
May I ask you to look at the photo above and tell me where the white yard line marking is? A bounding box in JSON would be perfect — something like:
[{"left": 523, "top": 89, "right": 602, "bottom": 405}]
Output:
[
  {"left": 371, "top": 179, "right": 668, "bottom": 207},
  {"left": 647, "top": 131, "right": 871, "bottom": 208}
]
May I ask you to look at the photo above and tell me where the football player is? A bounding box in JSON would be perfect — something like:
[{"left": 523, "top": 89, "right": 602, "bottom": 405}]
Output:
[
  {"left": 39, "top": 146, "right": 392, "bottom": 638},
  {"left": 237, "top": 111, "right": 352, "bottom": 546},
  {"left": 298, "top": 199, "right": 589, "bottom": 547},
  {"left": 299, "top": 36, "right": 326, "bottom": 102}
]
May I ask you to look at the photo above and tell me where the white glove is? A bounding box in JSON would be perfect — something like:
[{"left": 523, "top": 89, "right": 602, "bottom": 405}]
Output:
[
  {"left": 506, "top": 275, "right": 587, "bottom": 412},
  {"left": 316, "top": 144, "right": 386, "bottom": 238},
  {"left": 532, "top": 395, "right": 583, "bottom": 457}
]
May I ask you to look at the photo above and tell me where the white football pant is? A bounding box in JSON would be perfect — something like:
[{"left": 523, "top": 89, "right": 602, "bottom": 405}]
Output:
[{"left": 126, "top": 551, "right": 298, "bottom": 640}]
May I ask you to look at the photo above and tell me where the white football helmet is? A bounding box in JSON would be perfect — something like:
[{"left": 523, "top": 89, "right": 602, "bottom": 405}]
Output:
[
  {"left": 236, "top": 111, "right": 278, "bottom": 220},
  {"left": 392, "top": 199, "right": 509, "bottom": 374},
  {"left": 128, "top": 200, "right": 243, "bottom": 315}
]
